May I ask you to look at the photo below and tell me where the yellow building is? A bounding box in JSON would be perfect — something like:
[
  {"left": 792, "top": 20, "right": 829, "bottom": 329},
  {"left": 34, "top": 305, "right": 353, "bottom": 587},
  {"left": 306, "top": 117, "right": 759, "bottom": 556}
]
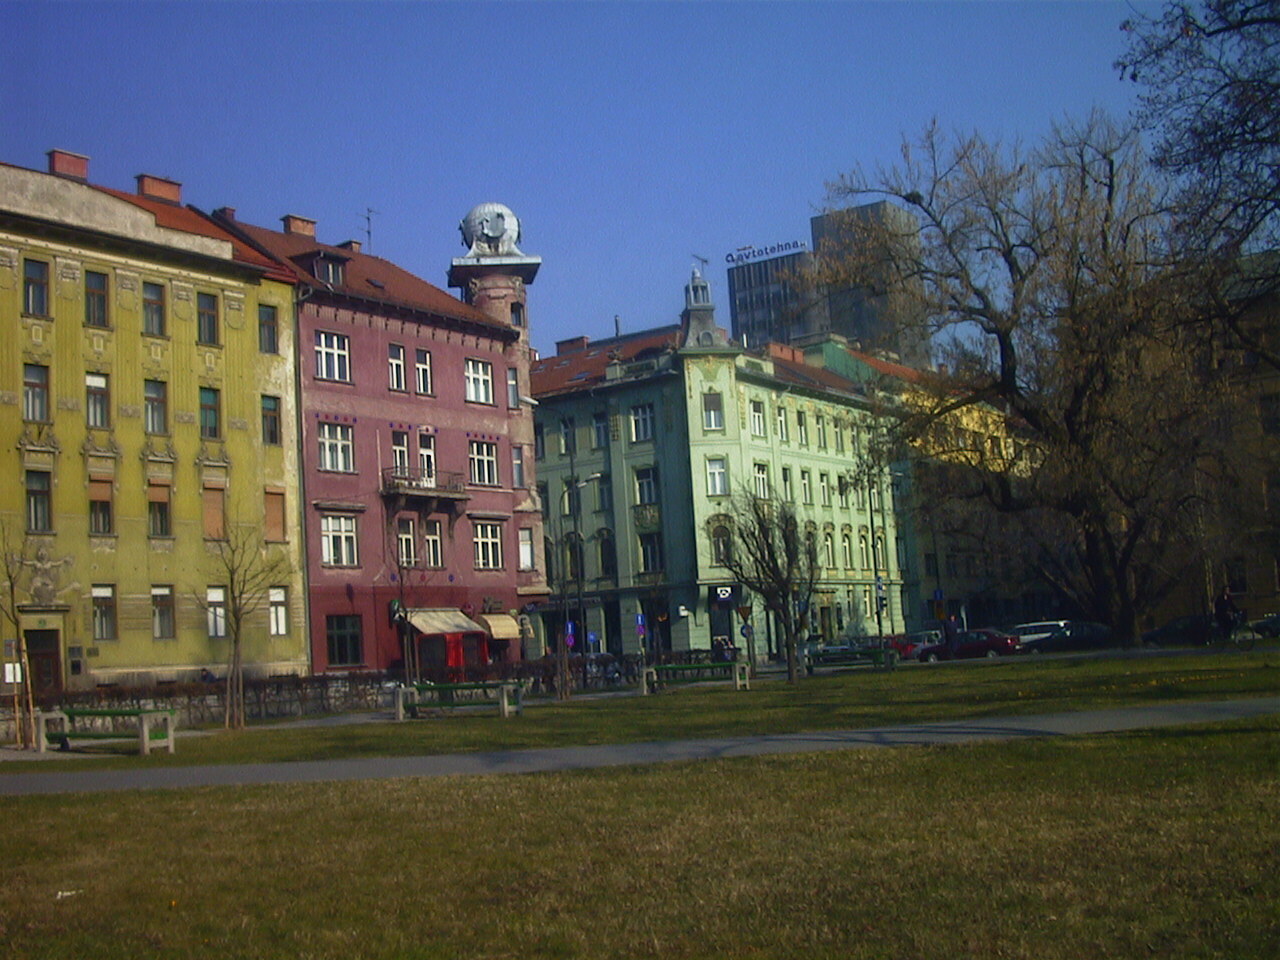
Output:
[{"left": 0, "top": 151, "right": 308, "bottom": 696}]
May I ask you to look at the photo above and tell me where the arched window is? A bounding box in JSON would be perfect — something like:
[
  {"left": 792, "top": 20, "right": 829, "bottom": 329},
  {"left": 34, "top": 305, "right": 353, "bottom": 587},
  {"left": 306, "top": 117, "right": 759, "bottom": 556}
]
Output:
[
  {"left": 842, "top": 532, "right": 854, "bottom": 569},
  {"left": 712, "top": 524, "right": 732, "bottom": 565},
  {"left": 859, "top": 534, "right": 870, "bottom": 570},
  {"left": 823, "top": 532, "right": 836, "bottom": 568},
  {"left": 873, "top": 533, "right": 885, "bottom": 572}
]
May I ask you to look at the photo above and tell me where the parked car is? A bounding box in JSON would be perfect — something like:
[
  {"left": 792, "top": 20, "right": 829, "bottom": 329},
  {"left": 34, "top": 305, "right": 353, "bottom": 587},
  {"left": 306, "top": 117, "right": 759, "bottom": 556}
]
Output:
[
  {"left": 1140, "top": 615, "right": 1213, "bottom": 648},
  {"left": 1250, "top": 612, "right": 1280, "bottom": 638},
  {"left": 917, "top": 628, "right": 1021, "bottom": 662},
  {"left": 1021, "top": 621, "right": 1113, "bottom": 654},
  {"left": 1008, "top": 620, "right": 1069, "bottom": 644}
]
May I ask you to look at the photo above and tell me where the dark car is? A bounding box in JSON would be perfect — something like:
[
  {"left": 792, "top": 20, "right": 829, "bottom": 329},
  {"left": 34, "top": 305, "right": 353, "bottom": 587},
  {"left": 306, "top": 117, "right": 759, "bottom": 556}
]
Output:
[
  {"left": 1140, "top": 615, "right": 1213, "bottom": 648},
  {"left": 917, "top": 628, "right": 1020, "bottom": 662},
  {"left": 1021, "top": 621, "right": 1113, "bottom": 654},
  {"left": 1250, "top": 612, "right": 1280, "bottom": 638}
]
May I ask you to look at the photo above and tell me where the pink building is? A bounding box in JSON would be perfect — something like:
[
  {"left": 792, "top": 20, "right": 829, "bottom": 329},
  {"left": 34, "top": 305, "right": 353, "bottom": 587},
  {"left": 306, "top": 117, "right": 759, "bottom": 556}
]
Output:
[{"left": 214, "top": 204, "right": 546, "bottom": 676}]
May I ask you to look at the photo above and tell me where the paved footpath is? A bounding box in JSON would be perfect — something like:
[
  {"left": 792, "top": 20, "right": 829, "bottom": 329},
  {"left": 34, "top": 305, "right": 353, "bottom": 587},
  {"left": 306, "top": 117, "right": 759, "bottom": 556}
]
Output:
[{"left": 2, "top": 696, "right": 1278, "bottom": 797}]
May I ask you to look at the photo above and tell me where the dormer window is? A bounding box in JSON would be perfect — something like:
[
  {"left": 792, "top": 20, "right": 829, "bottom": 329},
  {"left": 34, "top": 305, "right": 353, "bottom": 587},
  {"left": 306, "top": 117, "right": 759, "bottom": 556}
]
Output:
[{"left": 314, "top": 257, "right": 344, "bottom": 286}]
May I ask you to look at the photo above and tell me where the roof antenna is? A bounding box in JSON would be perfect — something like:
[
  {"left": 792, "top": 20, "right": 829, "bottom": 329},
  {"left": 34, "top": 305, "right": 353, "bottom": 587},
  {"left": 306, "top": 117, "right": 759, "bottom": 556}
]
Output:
[
  {"left": 363, "top": 207, "right": 379, "bottom": 251},
  {"left": 614, "top": 314, "right": 621, "bottom": 337},
  {"left": 692, "top": 253, "right": 709, "bottom": 273}
]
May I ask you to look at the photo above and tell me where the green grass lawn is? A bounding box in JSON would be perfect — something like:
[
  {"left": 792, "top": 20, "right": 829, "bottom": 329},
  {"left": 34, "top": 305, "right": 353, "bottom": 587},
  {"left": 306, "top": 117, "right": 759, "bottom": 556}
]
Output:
[
  {"left": 5, "top": 648, "right": 1278, "bottom": 771},
  {"left": 2, "top": 713, "right": 1277, "bottom": 958}
]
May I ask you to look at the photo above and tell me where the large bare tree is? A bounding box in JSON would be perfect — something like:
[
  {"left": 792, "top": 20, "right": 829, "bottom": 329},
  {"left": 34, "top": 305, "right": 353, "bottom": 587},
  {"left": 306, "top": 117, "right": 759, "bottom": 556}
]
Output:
[
  {"left": 0, "top": 523, "right": 39, "bottom": 748},
  {"left": 815, "top": 114, "right": 1247, "bottom": 641},
  {"left": 716, "top": 488, "right": 820, "bottom": 683}
]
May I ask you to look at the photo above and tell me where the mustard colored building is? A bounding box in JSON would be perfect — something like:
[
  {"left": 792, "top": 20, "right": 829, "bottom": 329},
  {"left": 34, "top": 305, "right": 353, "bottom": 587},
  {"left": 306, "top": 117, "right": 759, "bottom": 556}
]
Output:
[{"left": 0, "top": 151, "right": 308, "bottom": 697}]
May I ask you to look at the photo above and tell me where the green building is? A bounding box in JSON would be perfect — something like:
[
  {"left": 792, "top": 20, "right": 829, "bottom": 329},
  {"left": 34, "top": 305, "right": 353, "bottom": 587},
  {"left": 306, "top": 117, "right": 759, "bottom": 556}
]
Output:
[{"left": 530, "top": 270, "right": 907, "bottom": 660}]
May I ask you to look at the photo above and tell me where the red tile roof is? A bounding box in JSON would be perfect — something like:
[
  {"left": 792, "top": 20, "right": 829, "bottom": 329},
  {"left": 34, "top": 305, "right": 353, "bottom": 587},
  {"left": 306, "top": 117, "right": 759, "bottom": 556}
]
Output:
[
  {"left": 223, "top": 217, "right": 502, "bottom": 330},
  {"left": 531, "top": 326, "right": 682, "bottom": 396}
]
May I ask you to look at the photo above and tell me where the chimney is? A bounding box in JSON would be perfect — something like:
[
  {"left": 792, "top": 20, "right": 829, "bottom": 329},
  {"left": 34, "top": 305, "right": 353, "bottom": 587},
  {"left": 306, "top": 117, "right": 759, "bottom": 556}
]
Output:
[
  {"left": 337, "top": 239, "right": 362, "bottom": 253},
  {"left": 556, "top": 335, "right": 590, "bottom": 356},
  {"left": 213, "top": 206, "right": 236, "bottom": 221},
  {"left": 281, "top": 215, "right": 316, "bottom": 237},
  {"left": 136, "top": 174, "right": 182, "bottom": 204},
  {"left": 47, "top": 149, "right": 90, "bottom": 181}
]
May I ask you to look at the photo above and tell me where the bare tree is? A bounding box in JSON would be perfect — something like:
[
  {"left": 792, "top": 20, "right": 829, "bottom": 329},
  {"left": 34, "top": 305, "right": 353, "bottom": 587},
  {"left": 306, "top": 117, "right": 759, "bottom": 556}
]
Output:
[
  {"left": 815, "top": 114, "right": 1247, "bottom": 641},
  {"left": 0, "top": 522, "right": 38, "bottom": 748},
  {"left": 199, "top": 524, "right": 292, "bottom": 729},
  {"left": 715, "top": 487, "right": 820, "bottom": 683}
]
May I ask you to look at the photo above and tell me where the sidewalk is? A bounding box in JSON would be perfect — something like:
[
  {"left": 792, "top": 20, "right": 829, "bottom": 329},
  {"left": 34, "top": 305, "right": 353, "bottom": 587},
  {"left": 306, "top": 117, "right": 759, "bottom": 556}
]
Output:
[{"left": 2, "top": 695, "right": 1277, "bottom": 796}]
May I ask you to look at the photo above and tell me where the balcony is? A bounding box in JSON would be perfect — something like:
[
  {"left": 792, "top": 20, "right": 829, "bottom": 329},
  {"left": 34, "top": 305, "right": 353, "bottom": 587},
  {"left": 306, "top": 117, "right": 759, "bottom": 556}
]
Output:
[
  {"left": 632, "top": 502, "right": 661, "bottom": 531},
  {"left": 381, "top": 467, "right": 470, "bottom": 502}
]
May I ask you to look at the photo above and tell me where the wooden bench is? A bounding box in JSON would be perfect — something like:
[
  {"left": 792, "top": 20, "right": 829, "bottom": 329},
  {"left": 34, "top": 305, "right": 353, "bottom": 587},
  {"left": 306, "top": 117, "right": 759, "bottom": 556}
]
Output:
[
  {"left": 37, "top": 707, "right": 177, "bottom": 756},
  {"left": 641, "top": 661, "right": 750, "bottom": 695},
  {"left": 394, "top": 681, "right": 523, "bottom": 720},
  {"left": 806, "top": 646, "right": 899, "bottom": 672}
]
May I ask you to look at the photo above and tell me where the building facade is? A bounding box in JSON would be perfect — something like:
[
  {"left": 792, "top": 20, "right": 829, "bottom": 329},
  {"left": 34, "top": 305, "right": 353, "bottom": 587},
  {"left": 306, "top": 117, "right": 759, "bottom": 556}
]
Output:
[
  {"left": 216, "top": 202, "right": 547, "bottom": 675},
  {"left": 531, "top": 270, "right": 907, "bottom": 661},
  {"left": 0, "top": 151, "right": 309, "bottom": 697}
]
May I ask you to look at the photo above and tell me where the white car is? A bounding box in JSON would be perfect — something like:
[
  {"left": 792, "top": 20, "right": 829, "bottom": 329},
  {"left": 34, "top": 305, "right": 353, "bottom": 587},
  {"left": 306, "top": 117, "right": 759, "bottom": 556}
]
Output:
[{"left": 1008, "top": 621, "right": 1069, "bottom": 644}]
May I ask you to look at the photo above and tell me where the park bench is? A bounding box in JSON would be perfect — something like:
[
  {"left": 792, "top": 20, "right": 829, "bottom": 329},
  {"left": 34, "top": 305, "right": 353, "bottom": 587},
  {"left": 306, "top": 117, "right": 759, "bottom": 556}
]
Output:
[
  {"left": 37, "top": 707, "right": 177, "bottom": 756},
  {"left": 641, "top": 661, "right": 750, "bottom": 695},
  {"left": 394, "top": 680, "right": 523, "bottom": 721},
  {"left": 806, "top": 645, "right": 899, "bottom": 672}
]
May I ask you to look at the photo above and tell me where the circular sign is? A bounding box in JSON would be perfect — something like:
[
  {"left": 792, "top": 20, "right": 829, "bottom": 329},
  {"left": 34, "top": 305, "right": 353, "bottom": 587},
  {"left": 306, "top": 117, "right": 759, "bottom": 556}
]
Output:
[{"left": 740, "top": 625, "right": 754, "bottom": 638}]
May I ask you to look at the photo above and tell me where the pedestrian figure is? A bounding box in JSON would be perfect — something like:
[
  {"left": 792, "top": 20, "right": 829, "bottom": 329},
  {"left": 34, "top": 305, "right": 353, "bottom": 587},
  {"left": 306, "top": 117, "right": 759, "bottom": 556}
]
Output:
[
  {"left": 943, "top": 614, "right": 960, "bottom": 656},
  {"left": 1214, "top": 585, "right": 1239, "bottom": 643}
]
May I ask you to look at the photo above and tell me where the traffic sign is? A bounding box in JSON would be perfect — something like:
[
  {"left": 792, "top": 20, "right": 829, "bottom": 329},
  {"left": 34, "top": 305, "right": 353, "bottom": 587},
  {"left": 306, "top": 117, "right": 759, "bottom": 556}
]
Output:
[
  {"left": 740, "top": 624, "right": 754, "bottom": 639},
  {"left": 736, "top": 605, "right": 752, "bottom": 621}
]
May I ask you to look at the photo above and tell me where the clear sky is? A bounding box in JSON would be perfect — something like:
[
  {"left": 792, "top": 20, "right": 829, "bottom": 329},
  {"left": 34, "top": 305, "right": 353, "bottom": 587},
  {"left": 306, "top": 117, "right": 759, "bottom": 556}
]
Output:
[{"left": 1, "top": 1, "right": 1153, "bottom": 357}]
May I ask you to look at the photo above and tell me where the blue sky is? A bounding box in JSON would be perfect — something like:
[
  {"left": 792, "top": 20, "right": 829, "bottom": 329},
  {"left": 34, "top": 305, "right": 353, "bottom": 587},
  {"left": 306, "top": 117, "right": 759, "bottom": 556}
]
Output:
[{"left": 1, "top": 1, "right": 1152, "bottom": 357}]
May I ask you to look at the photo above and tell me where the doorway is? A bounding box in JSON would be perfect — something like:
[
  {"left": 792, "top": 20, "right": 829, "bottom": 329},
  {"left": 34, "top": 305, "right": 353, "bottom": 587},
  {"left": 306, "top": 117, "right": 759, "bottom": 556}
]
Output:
[{"left": 24, "top": 629, "right": 62, "bottom": 701}]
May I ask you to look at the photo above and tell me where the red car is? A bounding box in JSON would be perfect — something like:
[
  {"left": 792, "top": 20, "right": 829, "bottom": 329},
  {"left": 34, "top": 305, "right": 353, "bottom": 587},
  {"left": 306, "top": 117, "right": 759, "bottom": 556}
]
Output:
[{"left": 917, "top": 628, "right": 1021, "bottom": 662}]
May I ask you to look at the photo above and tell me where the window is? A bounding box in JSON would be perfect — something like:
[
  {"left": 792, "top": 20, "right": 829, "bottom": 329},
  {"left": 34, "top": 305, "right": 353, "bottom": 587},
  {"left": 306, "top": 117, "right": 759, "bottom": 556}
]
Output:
[
  {"left": 512, "top": 446, "right": 526, "bottom": 488},
  {"left": 874, "top": 534, "right": 886, "bottom": 571},
  {"left": 842, "top": 533, "right": 854, "bottom": 569},
  {"left": 599, "top": 531, "right": 617, "bottom": 578},
  {"left": 835, "top": 420, "right": 845, "bottom": 453},
  {"left": 596, "top": 475, "right": 613, "bottom": 512},
  {"left": 315, "top": 331, "right": 351, "bottom": 382},
  {"left": 473, "top": 521, "right": 504, "bottom": 569},
  {"left": 24, "top": 259, "right": 49, "bottom": 316},
  {"left": 754, "top": 463, "right": 770, "bottom": 498},
  {"left": 418, "top": 434, "right": 436, "bottom": 484},
  {"left": 507, "top": 368, "right": 520, "bottom": 408},
  {"left": 518, "top": 528, "right": 535, "bottom": 570},
  {"left": 534, "top": 423, "right": 545, "bottom": 460},
  {"left": 144, "top": 380, "right": 167, "bottom": 435},
  {"left": 511, "top": 301, "right": 525, "bottom": 327},
  {"left": 1261, "top": 394, "right": 1280, "bottom": 435},
  {"left": 838, "top": 476, "right": 850, "bottom": 509},
  {"left": 711, "top": 525, "right": 732, "bottom": 565},
  {"left": 469, "top": 440, "right": 499, "bottom": 485},
  {"left": 263, "top": 489, "right": 286, "bottom": 541},
  {"left": 151, "top": 586, "right": 175, "bottom": 640},
  {"left": 202, "top": 485, "right": 226, "bottom": 540},
  {"left": 318, "top": 422, "right": 354, "bottom": 472},
  {"left": 261, "top": 395, "right": 281, "bottom": 445},
  {"left": 320, "top": 514, "right": 359, "bottom": 566},
  {"left": 706, "top": 457, "right": 728, "bottom": 496},
  {"left": 563, "top": 533, "right": 583, "bottom": 581},
  {"left": 782, "top": 467, "right": 793, "bottom": 502},
  {"left": 639, "top": 532, "right": 664, "bottom": 573},
  {"left": 559, "top": 418, "right": 575, "bottom": 455},
  {"left": 25, "top": 471, "right": 51, "bottom": 532},
  {"left": 635, "top": 467, "right": 658, "bottom": 504},
  {"left": 269, "top": 587, "right": 288, "bottom": 636},
  {"left": 816, "top": 415, "right": 828, "bottom": 449},
  {"left": 207, "top": 587, "right": 227, "bottom": 639},
  {"left": 258, "top": 304, "right": 278, "bottom": 353},
  {"left": 147, "top": 483, "right": 171, "bottom": 537},
  {"left": 315, "top": 258, "right": 344, "bottom": 286},
  {"left": 465, "top": 358, "right": 494, "bottom": 403},
  {"left": 824, "top": 532, "right": 836, "bottom": 568},
  {"left": 86, "top": 373, "right": 110, "bottom": 428},
  {"left": 860, "top": 534, "right": 871, "bottom": 570},
  {"left": 776, "top": 405, "right": 789, "bottom": 441},
  {"left": 85, "top": 270, "right": 109, "bottom": 327},
  {"left": 801, "top": 470, "right": 812, "bottom": 504},
  {"left": 820, "top": 473, "right": 831, "bottom": 506},
  {"left": 397, "top": 517, "right": 417, "bottom": 567},
  {"left": 630, "top": 404, "right": 655, "bottom": 442},
  {"left": 703, "top": 392, "right": 724, "bottom": 430},
  {"left": 388, "top": 343, "right": 406, "bottom": 391},
  {"left": 143, "top": 282, "right": 166, "bottom": 336},
  {"left": 89, "top": 479, "right": 113, "bottom": 535},
  {"left": 199, "top": 387, "right": 221, "bottom": 439},
  {"left": 415, "top": 350, "right": 433, "bottom": 394},
  {"left": 196, "top": 292, "right": 219, "bottom": 345},
  {"left": 797, "top": 411, "right": 809, "bottom": 445},
  {"left": 750, "top": 400, "right": 766, "bottom": 437},
  {"left": 391, "top": 431, "right": 410, "bottom": 476},
  {"left": 326, "top": 614, "right": 362, "bottom": 666},
  {"left": 423, "top": 520, "right": 443, "bottom": 567},
  {"left": 92, "top": 585, "right": 117, "bottom": 641},
  {"left": 562, "top": 479, "right": 580, "bottom": 516},
  {"left": 23, "top": 364, "right": 49, "bottom": 422},
  {"left": 593, "top": 412, "right": 610, "bottom": 448}
]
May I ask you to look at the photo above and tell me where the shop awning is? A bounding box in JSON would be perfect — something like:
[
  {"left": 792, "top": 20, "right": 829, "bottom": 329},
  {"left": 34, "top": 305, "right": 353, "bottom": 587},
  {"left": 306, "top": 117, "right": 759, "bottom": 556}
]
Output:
[
  {"left": 475, "top": 613, "right": 522, "bottom": 640},
  {"left": 406, "top": 609, "right": 485, "bottom": 636}
]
